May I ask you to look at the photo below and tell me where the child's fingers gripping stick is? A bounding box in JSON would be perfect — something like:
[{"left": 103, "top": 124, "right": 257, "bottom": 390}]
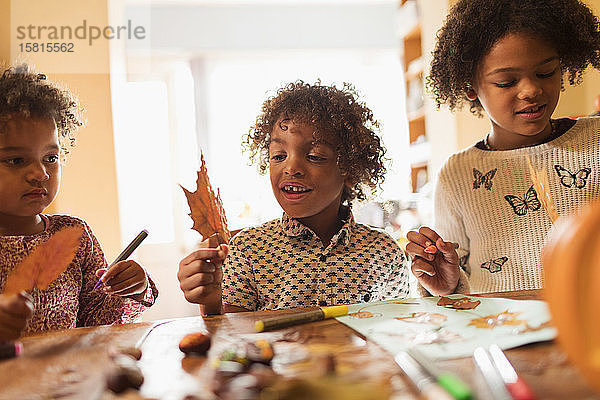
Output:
[
  {"left": 100, "top": 261, "right": 148, "bottom": 296},
  {"left": 434, "top": 239, "right": 460, "bottom": 264},
  {"left": 410, "top": 257, "right": 437, "bottom": 278},
  {"left": 424, "top": 241, "right": 460, "bottom": 255},
  {"left": 406, "top": 226, "right": 443, "bottom": 261},
  {"left": 177, "top": 247, "right": 225, "bottom": 305}
]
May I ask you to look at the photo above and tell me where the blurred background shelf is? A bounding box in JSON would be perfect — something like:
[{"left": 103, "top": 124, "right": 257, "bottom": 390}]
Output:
[{"left": 399, "top": 0, "right": 428, "bottom": 193}]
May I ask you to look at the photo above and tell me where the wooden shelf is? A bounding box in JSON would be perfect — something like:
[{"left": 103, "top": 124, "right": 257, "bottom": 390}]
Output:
[
  {"left": 408, "top": 112, "right": 425, "bottom": 144},
  {"left": 402, "top": 32, "right": 422, "bottom": 70},
  {"left": 410, "top": 164, "right": 428, "bottom": 193},
  {"left": 399, "top": 0, "right": 428, "bottom": 193}
]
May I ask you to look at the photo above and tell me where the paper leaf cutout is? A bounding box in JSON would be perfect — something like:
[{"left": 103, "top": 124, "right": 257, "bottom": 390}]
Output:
[
  {"left": 349, "top": 311, "right": 376, "bottom": 319},
  {"left": 3, "top": 226, "right": 82, "bottom": 295},
  {"left": 437, "top": 296, "right": 481, "bottom": 310},
  {"left": 395, "top": 312, "right": 447, "bottom": 325},
  {"left": 413, "top": 328, "right": 463, "bottom": 345},
  {"left": 181, "top": 154, "right": 231, "bottom": 244},
  {"left": 515, "top": 320, "right": 553, "bottom": 334},
  {"left": 526, "top": 155, "right": 559, "bottom": 223},
  {"left": 468, "top": 310, "right": 525, "bottom": 329}
]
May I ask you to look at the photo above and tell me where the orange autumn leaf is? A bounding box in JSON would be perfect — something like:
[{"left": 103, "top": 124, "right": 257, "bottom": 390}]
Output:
[
  {"left": 3, "top": 226, "right": 82, "bottom": 295},
  {"left": 349, "top": 311, "right": 375, "bottom": 319},
  {"left": 181, "top": 154, "right": 231, "bottom": 244}
]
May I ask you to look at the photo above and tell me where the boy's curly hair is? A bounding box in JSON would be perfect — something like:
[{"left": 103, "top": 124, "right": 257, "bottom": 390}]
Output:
[
  {"left": 428, "top": 0, "right": 600, "bottom": 115},
  {"left": 243, "top": 80, "right": 386, "bottom": 206},
  {"left": 0, "top": 64, "right": 85, "bottom": 158}
]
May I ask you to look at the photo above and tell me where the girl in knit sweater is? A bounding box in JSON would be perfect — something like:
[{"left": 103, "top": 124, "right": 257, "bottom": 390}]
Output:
[{"left": 405, "top": 0, "right": 600, "bottom": 295}]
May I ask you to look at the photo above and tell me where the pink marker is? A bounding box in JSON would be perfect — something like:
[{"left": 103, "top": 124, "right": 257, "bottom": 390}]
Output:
[
  {"left": 0, "top": 341, "right": 23, "bottom": 359},
  {"left": 488, "top": 344, "right": 537, "bottom": 400}
]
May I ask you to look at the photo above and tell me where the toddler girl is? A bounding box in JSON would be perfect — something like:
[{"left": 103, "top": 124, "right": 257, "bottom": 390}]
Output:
[
  {"left": 178, "top": 81, "right": 410, "bottom": 314},
  {"left": 0, "top": 65, "right": 158, "bottom": 339}
]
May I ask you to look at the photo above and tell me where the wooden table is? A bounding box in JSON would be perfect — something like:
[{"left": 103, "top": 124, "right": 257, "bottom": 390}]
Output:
[{"left": 0, "top": 290, "right": 597, "bottom": 400}]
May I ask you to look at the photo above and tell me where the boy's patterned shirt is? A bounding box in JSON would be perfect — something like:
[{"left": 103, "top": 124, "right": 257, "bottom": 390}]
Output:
[
  {"left": 0, "top": 214, "right": 158, "bottom": 334},
  {"left": 222, "top": 212, "right": 410, "bottom": 310}
]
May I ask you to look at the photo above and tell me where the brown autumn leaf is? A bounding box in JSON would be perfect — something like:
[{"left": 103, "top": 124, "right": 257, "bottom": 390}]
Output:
[
  {"left": 3, "top": 226, "right": 82, "bottom": 295},
  {"left": 181, "top": 154, "right": 231, "bottom": 244},
  {"left": 437, "top": 296, "right": 481, "bottom": 310}
]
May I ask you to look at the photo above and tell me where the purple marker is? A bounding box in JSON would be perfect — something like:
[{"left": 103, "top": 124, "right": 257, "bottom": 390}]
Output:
[{"left": 94, "top": 230, "right": 148, "bottom": 289}]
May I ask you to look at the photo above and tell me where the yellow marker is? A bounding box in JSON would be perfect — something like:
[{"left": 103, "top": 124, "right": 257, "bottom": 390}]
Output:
[{"left": 255, "top": 305, "right": 348, "bottom": 332}]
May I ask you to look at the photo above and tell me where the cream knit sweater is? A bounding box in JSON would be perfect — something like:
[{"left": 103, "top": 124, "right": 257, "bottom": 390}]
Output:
[{"left": 434, "top": 117, "right": 600, "bottom": 293}]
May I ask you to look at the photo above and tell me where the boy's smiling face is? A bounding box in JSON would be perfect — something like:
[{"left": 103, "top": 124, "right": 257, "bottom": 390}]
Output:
[
  {"left": 0, "top": 116, "right": 61, "bottom": 221},
  {"left": 269, "top": 119, "right": 348, "bottom": 234}
]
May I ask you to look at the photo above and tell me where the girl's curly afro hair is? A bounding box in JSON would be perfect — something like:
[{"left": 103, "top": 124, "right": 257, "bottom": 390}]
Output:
[
  {"left": 0, "top": 64, "right": 85, "bottom": 159},
  {"left": 428, "top": 0, "right": 600, "bottom": 115},
  {"left": 243, "top": 80, "right": 387, "bottom": 206}
]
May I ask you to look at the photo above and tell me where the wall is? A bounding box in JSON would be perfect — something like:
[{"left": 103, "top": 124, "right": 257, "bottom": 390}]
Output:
[
  {"left": 557, "top": 0, "right": 600, "bottom": 117},
  {"left": 1, "top": 0, "right": 122, "bottom": 258},
  {"left": 0, "top": 0, "right": 9, "bottom": 61}
]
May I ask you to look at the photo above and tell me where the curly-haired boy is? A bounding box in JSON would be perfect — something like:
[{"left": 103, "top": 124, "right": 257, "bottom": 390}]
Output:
[{"left": 178, "top": 80, "right": 410, "bottom": 314}]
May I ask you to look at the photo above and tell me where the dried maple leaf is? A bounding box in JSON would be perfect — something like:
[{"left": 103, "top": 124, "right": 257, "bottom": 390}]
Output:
[
  {"left": 468, "top": 310, "right": 525, "bottom": 329},
  {"left": 437, "top": 296, "right": 481, "bottom": 310},
  {"left": 181, "top": 154, "right": 231, "bottom": 244},
  {"left": 3, "top": 226, "right": 82, "bottom": 295}
]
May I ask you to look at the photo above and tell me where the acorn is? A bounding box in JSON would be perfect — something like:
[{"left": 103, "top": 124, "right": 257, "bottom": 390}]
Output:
[
  {"left": 179, "top": 331, "right": 212, "bottom": 355},
  {"left": 106, "top": 355, "right": 144, "bottom": 393}
]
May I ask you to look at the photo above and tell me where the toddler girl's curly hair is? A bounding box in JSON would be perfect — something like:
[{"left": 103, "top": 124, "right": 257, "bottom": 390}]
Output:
[
  {"left": 428, "top": 0, "right": 600, "bottom": 115},
  {"left": 243, "top": 80, "right": 387, "bottom": 206},
  {"left": 0, "top": 64, "right": 85, "bottom": 158}
]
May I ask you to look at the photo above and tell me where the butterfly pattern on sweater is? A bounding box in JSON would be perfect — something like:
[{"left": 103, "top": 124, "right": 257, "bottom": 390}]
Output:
[
  {"left": 472, "top": 168, "right": 497, "bottom": 190},
  {"left": 481, "top": 256, "right": 508, "bottom": 273},
  {"left": 504, "top": 185, "right": 541, "bottom": 216},
  {"left": 554, "top": 165, "right": 591, "bottom": 188}
]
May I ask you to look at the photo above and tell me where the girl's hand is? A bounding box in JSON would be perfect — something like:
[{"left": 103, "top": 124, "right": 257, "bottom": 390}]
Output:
[
  {"left": 177, "top": 235, "right": 229, "bottom": 315},
  {"left": 95, "top": 260, "right": 149, "bottom": 297},
  {"left": 0, "top": 292, "right": 34, "bottom": 341},
  {"left": 406, "top": 226, "right": 460, "bottom": 295}
]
